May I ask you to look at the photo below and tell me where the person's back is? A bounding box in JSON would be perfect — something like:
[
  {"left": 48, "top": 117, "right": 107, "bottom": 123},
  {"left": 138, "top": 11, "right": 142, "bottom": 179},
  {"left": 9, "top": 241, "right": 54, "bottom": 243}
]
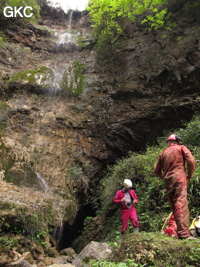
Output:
[
  {"left": 155, "top": 142, "right": 195, "bottom": 184},
  {"left": 154, "top": 134, "right": 196, "bottom": 239},
  {"left": 160, "top": 144, "right": 186, "bottom": 180}
]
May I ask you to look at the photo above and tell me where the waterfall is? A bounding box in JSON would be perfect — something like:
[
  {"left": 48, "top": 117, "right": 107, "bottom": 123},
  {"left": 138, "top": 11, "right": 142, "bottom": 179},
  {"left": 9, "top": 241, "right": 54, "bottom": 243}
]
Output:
[
  {"left": 55, "top": 31, "right": 80, "bottom": 53},
  {"left": 57, "top": 32, "right": 72, "bottom": 44},
  {"left": 50, "top": 70, "right": 63, "bottom": 93},
  {"left": 54, "top": 10, "right": 74, "bottom": 52},
  {"left": 68, "top": 10, "right": 73, "bottom": 30},
  {"left": 55, "top": 32, "right": 74, "bottom": 53},
  {"left": 54, "top": 12, "right": 80, "bottom": 53},
  {"left": 35, "top": 172, "right": 50, "bottom": 192},
  {"left": 52, "top": 222, "right": 64, "bottom": 250},
  {"left": 52, "top": 200, "right": 68, "bottom": 250},
  {"left": 50, "top": 12, "right": 80, "bottom": 91}
]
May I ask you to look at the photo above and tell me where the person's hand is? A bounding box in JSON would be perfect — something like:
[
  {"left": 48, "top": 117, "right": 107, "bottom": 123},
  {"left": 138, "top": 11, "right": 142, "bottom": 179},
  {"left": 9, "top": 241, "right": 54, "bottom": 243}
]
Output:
[
  {"left": 132, "top": 199, "right": 137, "bottom": 204},
  {"left": 121, "top": 197, "right": 126, "bottom": 202}
]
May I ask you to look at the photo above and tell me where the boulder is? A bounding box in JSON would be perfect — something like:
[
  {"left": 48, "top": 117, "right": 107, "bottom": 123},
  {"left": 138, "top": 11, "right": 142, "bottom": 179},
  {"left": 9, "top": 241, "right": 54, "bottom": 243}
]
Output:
[
  {"left": 41, "top": 257, "right": 54, "bottom": 266},
  {"left": 11, "top": 260, "right": 32, "bottom": 267},
  {"left": 52, "top": 256, "right": 68, "bottom": 265},
  {"left": 59, "top": 247, "right": 76, "bottom": 257},
  {"left": 72, "top": 241, "right": 112, "bottom": 267},
  {"left": 0, "top": 253, "right": 12, "bottom": 266},
  {"left": 10, "top": 252, "right": 35, "bottom": 266}
]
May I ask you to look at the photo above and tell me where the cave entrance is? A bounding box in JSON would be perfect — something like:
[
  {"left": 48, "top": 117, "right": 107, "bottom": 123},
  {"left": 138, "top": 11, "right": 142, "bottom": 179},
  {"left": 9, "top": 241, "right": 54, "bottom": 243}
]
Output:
[{"left": 54, "top": 203, "right": 96, "bottom": 251}]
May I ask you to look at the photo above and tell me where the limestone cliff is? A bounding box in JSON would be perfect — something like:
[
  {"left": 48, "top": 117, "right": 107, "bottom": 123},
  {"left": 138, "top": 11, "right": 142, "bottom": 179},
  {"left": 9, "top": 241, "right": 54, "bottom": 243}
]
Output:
[{"left": 0, "top": 1, "right": 200, "bottom": 257}]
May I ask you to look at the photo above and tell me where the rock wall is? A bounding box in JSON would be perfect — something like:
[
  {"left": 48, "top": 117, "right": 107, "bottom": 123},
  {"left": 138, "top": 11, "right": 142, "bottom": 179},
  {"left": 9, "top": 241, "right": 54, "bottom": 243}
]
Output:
[{"left": 0, "top": 3, "right": 200, "bottom": 255}]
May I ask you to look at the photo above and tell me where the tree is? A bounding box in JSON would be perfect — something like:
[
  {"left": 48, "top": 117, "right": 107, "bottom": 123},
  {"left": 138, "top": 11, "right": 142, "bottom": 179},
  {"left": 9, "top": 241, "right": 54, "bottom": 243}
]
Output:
[{"left": 87, "top": 0, "right": 169, "bottom": 47}]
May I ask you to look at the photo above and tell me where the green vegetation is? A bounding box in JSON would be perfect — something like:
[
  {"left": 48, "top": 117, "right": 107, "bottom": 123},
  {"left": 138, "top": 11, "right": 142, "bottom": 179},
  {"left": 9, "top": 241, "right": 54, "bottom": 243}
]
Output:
[
  {"left": 0, "top": 32, "right": 7, "bottom": 49},
  {"left": 0, "top": 201, "right": 53, "bottom": 243},
  {"left": 0, "top": 0, "right": 40, "bottom": 24},
  {"left": 5, "top": 165, "right": 43, "bottom": 189},
  {"left": 79, "top": 231, "right": 200, "bottom": 266},
  {"left": 11, "top": 66, "right": 54, "bottom": 86},
  {"left": 0, "top": 236, "right": 17, "bottom": 249},
  {"left": 92, "top": 115, "right": 200, "bottom": 240},
  {"left": 76, "top": 116, "right": 200, "bottom": 267},
  {"left": 66, "top": 165, "right": 89, "bottom": 195},
  {"left": 87, "top": 0, "right": 200, "bottom": 50},
  {"left": 91, "top": 260, "right": 135, "bottom": 266},
  {"left": 109, "top": 232, "right": 200, "bottom": 267},
  {"left": 61, "top": 61, "right": 86, "bottom": 96},
  {"left": 87, "top": 0, "right": 169, "bottom": 48}
]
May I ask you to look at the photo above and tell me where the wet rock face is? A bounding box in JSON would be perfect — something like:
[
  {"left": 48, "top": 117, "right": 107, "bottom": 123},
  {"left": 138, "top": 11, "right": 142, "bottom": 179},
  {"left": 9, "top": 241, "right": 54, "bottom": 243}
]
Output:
[
  {"left": 1, "top": 10, "right": 200, "bottom": 187},
  {"left": 0, "top": 5, "right": 200, "bottom": 259},
  {"left": 11, "top": 66, "right": 55, "bottom": 87}
]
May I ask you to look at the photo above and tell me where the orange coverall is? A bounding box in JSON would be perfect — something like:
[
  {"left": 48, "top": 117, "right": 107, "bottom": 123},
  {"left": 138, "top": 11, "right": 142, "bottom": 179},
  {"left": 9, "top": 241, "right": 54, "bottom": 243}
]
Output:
[{"left": 154, "top": 143, "right": 195, "bottom": 239}]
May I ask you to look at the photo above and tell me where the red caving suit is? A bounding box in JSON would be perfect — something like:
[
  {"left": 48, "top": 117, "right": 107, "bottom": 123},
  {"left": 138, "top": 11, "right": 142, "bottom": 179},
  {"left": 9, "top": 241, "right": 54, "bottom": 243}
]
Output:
[
  {"left": 114, "top": 188, "right": 140, "bottom": 233},
  {"left": 154, "top": 143, "right": 195, "bottom": 239},
  {"left": 164, "top": 213, "right": 178, "bottom": 238}
]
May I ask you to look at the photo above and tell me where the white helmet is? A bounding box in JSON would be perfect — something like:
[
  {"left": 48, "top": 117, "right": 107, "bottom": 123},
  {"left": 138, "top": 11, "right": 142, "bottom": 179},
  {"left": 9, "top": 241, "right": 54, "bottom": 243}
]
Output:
[{"left": 123, "top": 179, "right": 132, "bottom": 188}]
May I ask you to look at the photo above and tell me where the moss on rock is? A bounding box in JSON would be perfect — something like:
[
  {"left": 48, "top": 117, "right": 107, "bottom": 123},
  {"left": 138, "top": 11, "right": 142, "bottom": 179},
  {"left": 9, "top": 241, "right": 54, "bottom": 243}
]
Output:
[
  {"left": 61, "top": 61, "right": 86, "bottom": 95},
  {"left": 11, "top": 66, "right": 55, "bottom": 87}
]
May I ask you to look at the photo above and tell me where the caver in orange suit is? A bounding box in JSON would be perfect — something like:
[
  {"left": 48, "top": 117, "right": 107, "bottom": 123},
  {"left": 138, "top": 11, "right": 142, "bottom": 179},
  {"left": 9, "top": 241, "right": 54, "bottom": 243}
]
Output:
[{"left": 154, "top": 134, "right": 195, "bottom": 239}]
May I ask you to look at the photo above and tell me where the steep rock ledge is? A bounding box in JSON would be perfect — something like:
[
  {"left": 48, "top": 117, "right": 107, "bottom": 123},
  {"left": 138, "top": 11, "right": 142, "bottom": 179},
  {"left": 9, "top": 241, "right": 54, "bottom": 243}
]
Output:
[{"left": 0, "top": 4, "right": 200, "bottom": 255}]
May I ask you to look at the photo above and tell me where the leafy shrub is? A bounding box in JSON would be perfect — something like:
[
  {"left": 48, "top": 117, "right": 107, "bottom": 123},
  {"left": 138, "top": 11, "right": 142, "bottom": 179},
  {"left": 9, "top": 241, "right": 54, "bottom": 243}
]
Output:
[
  {"left": 0, "top": 236, "right": 17, "bottom": 249},
  {"left": 87, "top": 0, "right": 172, "bottom": 49},
  {"left": 177, "top": 115, "right": 200, "bottom": 149},
  {"left": 99, "top": 115, "right": 200, "bottom": 237}
]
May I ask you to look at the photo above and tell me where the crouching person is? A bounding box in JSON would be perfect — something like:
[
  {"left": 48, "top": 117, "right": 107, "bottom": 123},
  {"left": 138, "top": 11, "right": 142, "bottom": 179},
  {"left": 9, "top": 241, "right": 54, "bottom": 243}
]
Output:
[{"left": 113, "top": 179, "right": 140, "bottom": 234}]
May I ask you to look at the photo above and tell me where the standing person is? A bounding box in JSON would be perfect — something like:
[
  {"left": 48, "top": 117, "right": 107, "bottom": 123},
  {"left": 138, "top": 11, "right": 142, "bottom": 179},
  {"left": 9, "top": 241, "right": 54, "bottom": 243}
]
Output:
[
  {"left": 113, "top": 179, "right": 140, "bottom": 234},
  {"left": 154, "top": 134, "right": 196, "bottom": 240}
]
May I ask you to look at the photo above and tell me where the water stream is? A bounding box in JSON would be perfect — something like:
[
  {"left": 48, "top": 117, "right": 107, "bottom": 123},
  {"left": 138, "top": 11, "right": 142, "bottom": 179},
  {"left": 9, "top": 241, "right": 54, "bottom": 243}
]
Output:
[
  {"left": 35, "top": 172, "right": 50, "bottom": 192},
  {"left": 49, "top": 70, "right": 63, "bottom": 93},
  {"left": 52, "top": 223, "right": 64, "bottom": 250},
  {"left": 68, "top": 10, "right": 73, "bottom": 30},
  {"left": 50, "top": 25, "right": 81, "bottom": 91}
]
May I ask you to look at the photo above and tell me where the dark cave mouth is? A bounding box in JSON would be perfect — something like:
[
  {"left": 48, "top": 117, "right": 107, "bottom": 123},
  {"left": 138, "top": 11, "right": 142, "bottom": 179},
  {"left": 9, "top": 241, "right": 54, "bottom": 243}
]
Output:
[
  {"left": 51, "top": 102, "right": 199, "bottom": 252},
  {"left": 53, "top": 203, "right": 96, "bottom": 251}
]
